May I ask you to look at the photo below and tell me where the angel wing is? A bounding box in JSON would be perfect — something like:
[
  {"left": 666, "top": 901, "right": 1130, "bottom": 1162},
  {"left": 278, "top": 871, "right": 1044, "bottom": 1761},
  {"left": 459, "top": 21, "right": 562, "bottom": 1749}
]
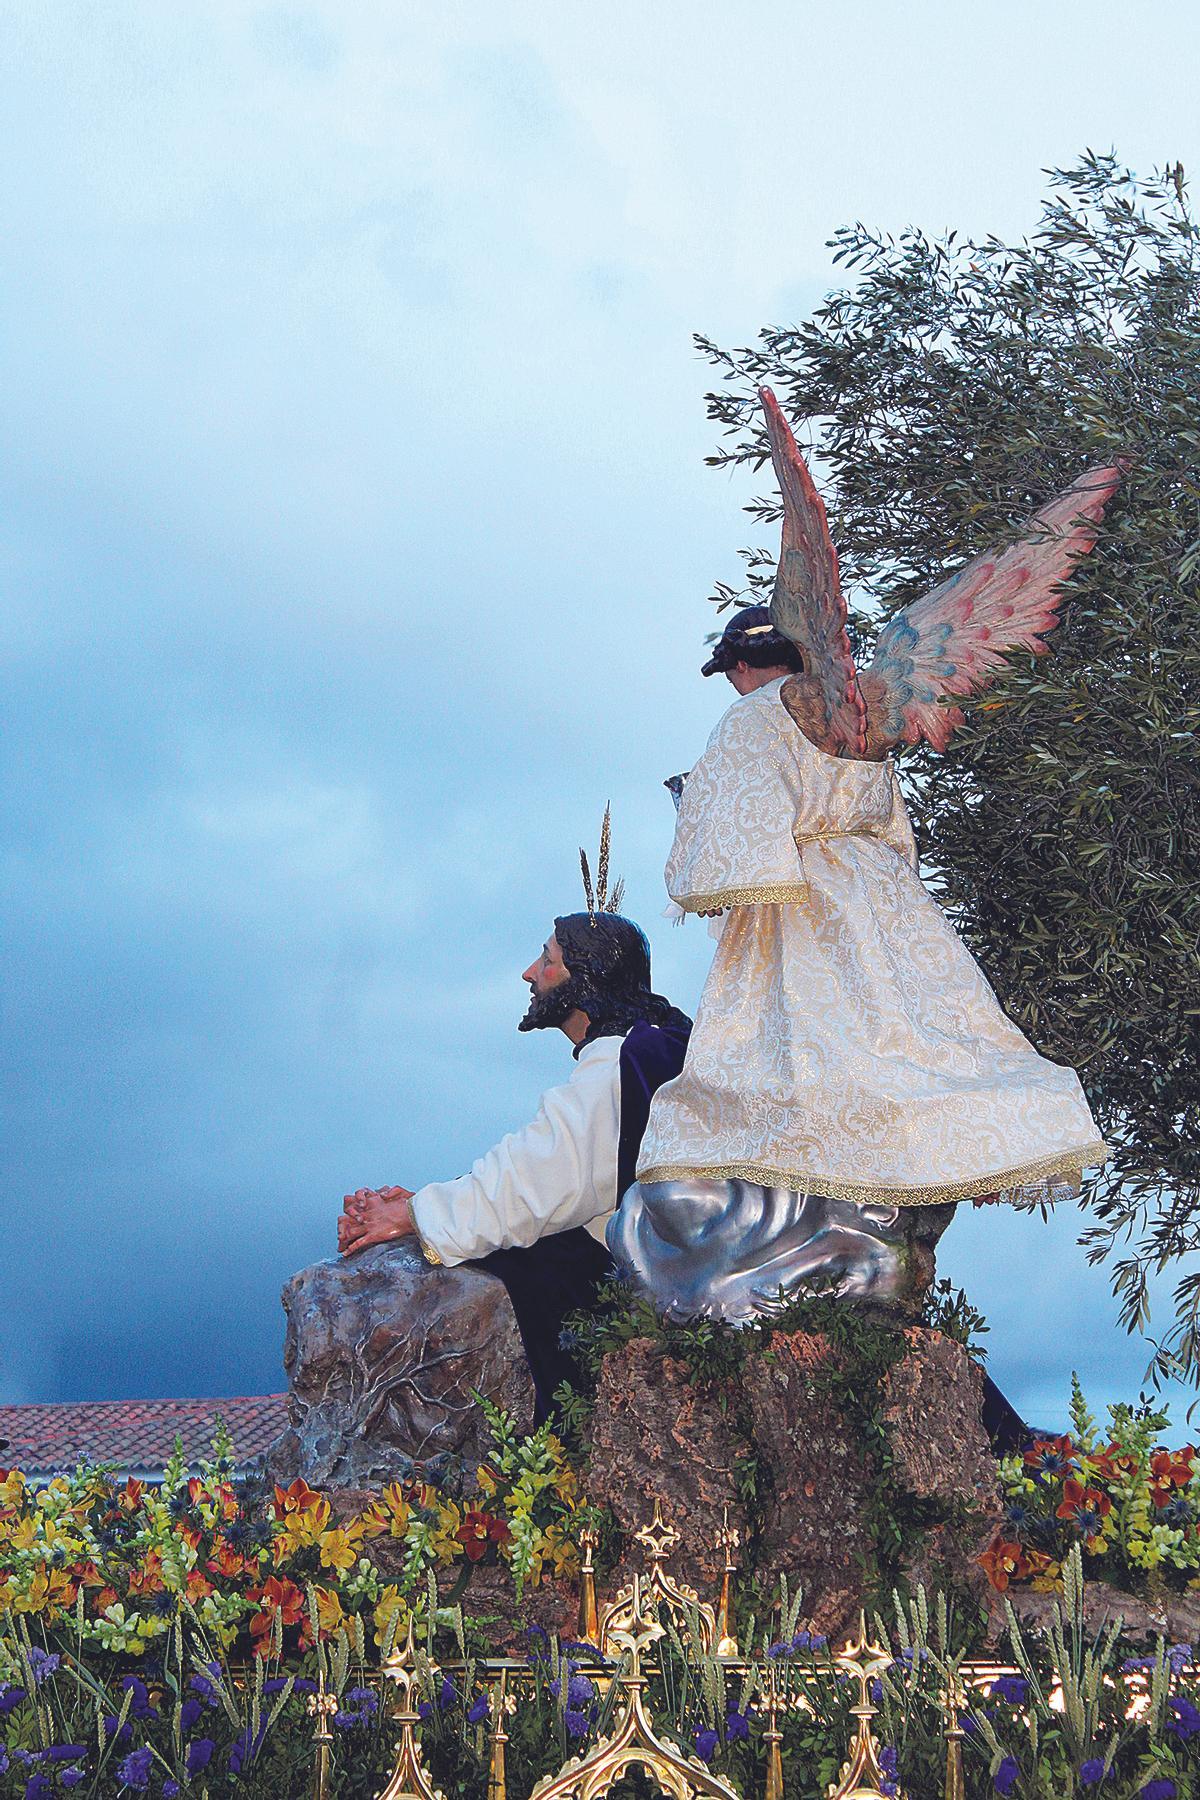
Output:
[
  {"left": 760, "top": 386, "right": 868, "bottom": 758},
  {"left": 860, "top": 463, "right": 1124, "bottom": 753}
]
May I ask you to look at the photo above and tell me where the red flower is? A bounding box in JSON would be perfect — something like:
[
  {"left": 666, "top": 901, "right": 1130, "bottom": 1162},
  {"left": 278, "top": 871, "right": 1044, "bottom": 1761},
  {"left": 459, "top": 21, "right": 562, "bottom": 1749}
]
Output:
[
  {"left": 1084, "top": 1443, "right": 1138, "bottom": 1482},
  {"left": 1023, "top": 1436, "right": 1079, "bottom": 1479},
  {"left": 978, "top": 1538, "right": 1029, "bottom": 1593},
  {"left": 1150, "top": 1447, "right": 1196, "bottom": 1506},
  {"left": 248, "top": 1574, "right": 306, "bottom": 1651},
  {"left": 455, "top": 1510, "right": 512, "bottom": 1564},
  {"left": 1055, "top": 1478, "right": 1113, "bottom": 1545}
]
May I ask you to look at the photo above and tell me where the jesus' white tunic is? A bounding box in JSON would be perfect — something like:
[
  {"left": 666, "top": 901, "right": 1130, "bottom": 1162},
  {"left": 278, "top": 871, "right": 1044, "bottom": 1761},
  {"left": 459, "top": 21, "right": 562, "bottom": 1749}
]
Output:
[{"left": 410, "top": 1036, "right": 622, "bottom": 1265}]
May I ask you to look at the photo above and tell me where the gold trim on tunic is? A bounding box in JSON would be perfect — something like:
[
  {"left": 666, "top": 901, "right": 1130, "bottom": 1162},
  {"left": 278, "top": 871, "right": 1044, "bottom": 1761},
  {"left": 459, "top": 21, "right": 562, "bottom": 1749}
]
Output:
[
  {"left": 636, "top": 1142, "right": 1108, "bottom": 1208},
  {"left": 413, "top": 1227, "right": 443, "bottom": 1266}
]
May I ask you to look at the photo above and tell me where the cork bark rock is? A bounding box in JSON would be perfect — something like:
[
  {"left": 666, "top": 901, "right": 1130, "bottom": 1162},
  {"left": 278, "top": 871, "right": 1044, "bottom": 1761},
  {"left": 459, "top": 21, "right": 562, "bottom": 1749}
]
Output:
[
  {"left": 584, "top": 1324, "right": 1000, "bottom": 1641},
  {"left": 264, "top": 1241, "right": 534, "bottom": 1487}
]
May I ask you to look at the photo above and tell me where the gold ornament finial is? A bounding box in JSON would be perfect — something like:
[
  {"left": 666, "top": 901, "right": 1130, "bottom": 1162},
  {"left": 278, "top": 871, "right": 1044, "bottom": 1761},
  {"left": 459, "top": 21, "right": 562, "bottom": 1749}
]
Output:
[{"left": 826, "top": 1613, "right": 897, "bottom": 1800}]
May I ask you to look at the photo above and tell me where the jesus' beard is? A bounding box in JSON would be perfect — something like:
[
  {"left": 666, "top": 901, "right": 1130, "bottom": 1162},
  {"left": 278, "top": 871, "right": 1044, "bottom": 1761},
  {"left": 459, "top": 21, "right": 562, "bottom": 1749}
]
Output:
[{"left": 518, "top": 975, "right": 583, "bottom": 1033}]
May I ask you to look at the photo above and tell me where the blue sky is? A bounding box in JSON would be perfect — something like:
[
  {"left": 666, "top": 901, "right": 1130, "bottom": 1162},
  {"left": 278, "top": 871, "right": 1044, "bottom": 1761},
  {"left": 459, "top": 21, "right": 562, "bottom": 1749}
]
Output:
[{"left": 2, "top": 1, "right": 1196, "bottom": 1428}]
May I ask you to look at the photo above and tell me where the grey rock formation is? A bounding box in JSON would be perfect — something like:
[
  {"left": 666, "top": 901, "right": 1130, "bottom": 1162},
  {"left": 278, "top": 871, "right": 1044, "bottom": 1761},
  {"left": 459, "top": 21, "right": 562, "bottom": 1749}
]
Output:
[{"left": 265, "top": 1241, "right": 535, "bottom": 1487}]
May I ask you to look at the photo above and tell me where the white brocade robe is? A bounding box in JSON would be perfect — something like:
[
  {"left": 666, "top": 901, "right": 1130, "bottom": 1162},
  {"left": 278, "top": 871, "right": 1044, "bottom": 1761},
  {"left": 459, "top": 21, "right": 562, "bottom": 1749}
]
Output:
[
  {"left": 410, "top": 1036, "right": 621, "bottom": 1265},
  {"left": 637, "top": 679, "right": 1106, "bottom": 1207}
]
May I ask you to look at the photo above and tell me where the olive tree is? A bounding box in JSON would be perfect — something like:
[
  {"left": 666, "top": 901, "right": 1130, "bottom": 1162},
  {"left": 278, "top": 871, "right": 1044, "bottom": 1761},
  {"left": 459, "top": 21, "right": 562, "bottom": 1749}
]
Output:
[{"left": 696, "top": 153, "right": 1200, "bottom": 1383}]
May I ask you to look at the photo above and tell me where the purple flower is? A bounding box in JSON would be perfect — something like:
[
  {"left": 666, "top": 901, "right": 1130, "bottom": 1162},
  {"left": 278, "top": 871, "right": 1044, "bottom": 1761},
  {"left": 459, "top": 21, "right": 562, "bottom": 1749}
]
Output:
[
  {"left": 564, "top": 1709, "right": 589, "bottom": 1739},
  {"left": 1167, "top": 1643, "right": 1193, "bottom": 1674},
  {"left": 60, "top": 1774, "right": 85, "bottom": 1791},
  {"left": 116, "top": 1747, "right": 154, "bottom": 1791},
  {"left": 25, "top": 1649, "right": 60, "bottom": 1686},
  {"left": 185, "top": 1739, "right": 215, "bottom": 1776},
  {"left": 188, "top": 1674, "right": 218, "bottom": 1704},
  {"left": 0, "top": 1684, "right": 26, "bottom": 1716},
  {"left": 163, "top": 1785, "right": 181, "bottom": 1799},
  {"left": 179, "top": 1697, "right": 203, "bottom": 1733},
  {"left": 102, "top": 1716, "right": 133, "bottom": 1748},
  {"left": 989, "top": 1675, "right": 1028, "bottom": 1705},
  {"left": 694, "top": 1728, "right": 719, "bottom": 1763},
  {"left": 880, "top": 1742, "right": 899, "bottom": 1798},
  {"left": 725, "top": 1708, "right": 750, "bottom": 1743},
  {"left": 0, "top": 1748, "right": 7, "bottom": 1776},
  {"left": 1167, "top": 1694, "right": 1200, "bottom": 1740},
  {"left": 765, "top": 1640, "right": 791, "bottom": 1659},
  {"left": 121, "top": 1676, "right": 157, "bottom": 1720},
  {"left": 44, "top": 1747, "right": 88, "bottom": 1764},
  {"left": 228, "top": 1724, "right": 268, "bottom": 1775},
  {"left": 994, "top": 1757, "right": 1020, "bottom": 1795},
  {"left": 1138, "top": 1783, "right": 1177, "bottom": 1800},
  {"left": 1080, "top": 1762, "right": 1106, "bottom": 1786},
  {"left": 467, "top": 1693, "right": 489, "bottom": 1725},
  {"left": 23, "top": 1775, "right": 53, "bottom": 1800}
]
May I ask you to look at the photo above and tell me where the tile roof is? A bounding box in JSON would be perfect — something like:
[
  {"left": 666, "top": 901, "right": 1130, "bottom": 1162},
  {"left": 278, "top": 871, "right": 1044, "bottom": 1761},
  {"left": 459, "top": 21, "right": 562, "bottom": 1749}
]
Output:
[{"left": 0, "top": 1395, "right": 288, "bottom": 1479}]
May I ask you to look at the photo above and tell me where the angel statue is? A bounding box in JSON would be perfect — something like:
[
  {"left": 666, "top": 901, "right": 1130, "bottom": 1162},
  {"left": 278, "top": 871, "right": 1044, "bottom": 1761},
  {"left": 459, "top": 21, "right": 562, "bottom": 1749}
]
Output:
[{"left": 608, "top": 388, "right": 1123, "bottom": 1324}]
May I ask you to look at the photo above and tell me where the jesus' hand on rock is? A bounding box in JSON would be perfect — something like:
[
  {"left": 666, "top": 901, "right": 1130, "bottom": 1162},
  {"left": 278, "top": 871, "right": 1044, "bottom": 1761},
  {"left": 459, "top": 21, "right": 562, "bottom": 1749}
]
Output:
[{"left": 338, "top": 1186, "right": 415, "bottom": 1256}]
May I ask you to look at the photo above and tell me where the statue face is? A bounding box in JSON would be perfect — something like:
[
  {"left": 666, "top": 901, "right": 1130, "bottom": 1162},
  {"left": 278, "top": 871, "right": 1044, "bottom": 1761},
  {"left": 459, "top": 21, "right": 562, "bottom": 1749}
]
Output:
[{"left": 518, "top": 932, "right": 577, "bottom": 1032}]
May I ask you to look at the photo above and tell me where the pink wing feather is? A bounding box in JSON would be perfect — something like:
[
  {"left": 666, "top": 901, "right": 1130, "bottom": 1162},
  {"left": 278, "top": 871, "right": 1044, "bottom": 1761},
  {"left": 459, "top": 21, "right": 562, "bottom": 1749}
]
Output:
[
  {"left": 760, "top": 387, "right": 868, "bottom": 758},
  {"left": 863, "top": 464, "right": 1124, "bottom": 753}
]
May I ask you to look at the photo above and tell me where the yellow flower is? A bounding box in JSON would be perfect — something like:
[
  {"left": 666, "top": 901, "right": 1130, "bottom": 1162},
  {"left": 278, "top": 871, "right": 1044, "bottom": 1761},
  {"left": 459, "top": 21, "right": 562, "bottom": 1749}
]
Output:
[
  {"left": 13, "top": 1567, "right": 75, "bottom": 1618},
  {"left": 318, "top": 1527, "right": 362, "bottom": 1574},
  {"left": 280, "top": 1497, "right": 332, "bottom": 1552},
  {"left": 6, "top": 1517, "right": 36, "bottom": 1553},
  {"left": 0, "top": 1470, "right": 26, "bottom": 1509},
  {"left": 476, "top": 1466, "right": 499, "bottom": 1500},
  {"left": 541, "top": 1526, "right": 580, "bottom": 1580},
  {"left": 368, "top": 1483, "right": 411, "bottom": 1539},
  {"left": 315, "top": 1586, "right": 346, "bottom": 1636},
  {"left": 373, "top": 1584, "right": 408, "bottom": 1649}
]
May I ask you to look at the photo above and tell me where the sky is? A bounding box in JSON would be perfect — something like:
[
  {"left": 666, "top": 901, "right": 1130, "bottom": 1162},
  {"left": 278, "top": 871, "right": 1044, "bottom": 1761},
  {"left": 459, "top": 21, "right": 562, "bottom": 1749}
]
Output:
[{"left": 2, "top": 0, "right": 1197, "bottom": 1430}]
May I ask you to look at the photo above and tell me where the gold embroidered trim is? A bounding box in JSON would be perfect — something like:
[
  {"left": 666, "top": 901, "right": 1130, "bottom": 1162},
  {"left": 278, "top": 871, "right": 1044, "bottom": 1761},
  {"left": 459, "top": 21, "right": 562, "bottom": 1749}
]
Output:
[
  {"left": 412, "top": 1224, "right": 443, "bottom": 1266},
  {"left": 635, "top": 1142, "right": 1108, "bottom": 1209},
  {"left": 676, "top": 884, "right": 810, "bottom": 913}
]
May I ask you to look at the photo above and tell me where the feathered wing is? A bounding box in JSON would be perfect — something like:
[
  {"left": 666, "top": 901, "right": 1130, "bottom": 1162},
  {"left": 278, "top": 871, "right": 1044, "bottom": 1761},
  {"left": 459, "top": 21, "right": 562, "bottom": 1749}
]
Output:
[
  {"left": 760, "top": 386, "right": 868, "bottom": 757},
  {"left": 860, "top": 463, "right": 1125, "bottom": 753}
]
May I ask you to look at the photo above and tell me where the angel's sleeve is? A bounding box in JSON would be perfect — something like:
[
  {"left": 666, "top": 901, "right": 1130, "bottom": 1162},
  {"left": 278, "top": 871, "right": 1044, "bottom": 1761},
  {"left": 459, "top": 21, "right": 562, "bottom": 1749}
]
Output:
[
  {"left": 663, "top": 692, "right": 809, "bottom": 912},
  {"left": 879, "top": 762, "right": 919, "bottom": 873}
]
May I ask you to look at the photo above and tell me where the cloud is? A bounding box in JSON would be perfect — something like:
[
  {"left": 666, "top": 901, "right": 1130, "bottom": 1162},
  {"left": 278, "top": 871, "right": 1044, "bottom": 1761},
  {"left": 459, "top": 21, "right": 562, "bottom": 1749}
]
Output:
[{"left": 2, "top": 0, "right": 1197, "bottom": 1422}]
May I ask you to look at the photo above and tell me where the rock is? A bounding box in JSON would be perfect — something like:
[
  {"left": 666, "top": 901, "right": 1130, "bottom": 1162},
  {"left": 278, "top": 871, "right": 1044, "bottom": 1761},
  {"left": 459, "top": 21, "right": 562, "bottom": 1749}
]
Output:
[
  {"left": 1001, "top": 1583, "right": 1200, "bottom": 1647},
  {"left": 264, "top": 1242, "right": 534, "bottom": 1487},
  {"left": 744, "top": 1332, "right": 878, "bottom": 1638},
  {"left": 584, "top": 1338, "right": 750, "bottom": 1596},
  {"left": 583, "top": 1323, "right": 1000, "bottom": 1642}
]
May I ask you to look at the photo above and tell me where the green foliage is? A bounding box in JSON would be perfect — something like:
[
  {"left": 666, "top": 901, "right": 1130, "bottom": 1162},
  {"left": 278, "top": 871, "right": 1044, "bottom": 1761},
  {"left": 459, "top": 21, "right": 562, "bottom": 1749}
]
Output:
[{"left": 695, "top": 150, "right": 1200, "bottom": 1384}]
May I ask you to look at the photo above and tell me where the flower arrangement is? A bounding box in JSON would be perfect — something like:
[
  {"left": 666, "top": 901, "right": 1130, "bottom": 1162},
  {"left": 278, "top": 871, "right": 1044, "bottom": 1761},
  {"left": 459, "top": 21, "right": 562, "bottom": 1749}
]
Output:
[
  {"left": 0, "top": 1406, "right": 583, "bottom": 1666},
  {"left": 980, "top": 1380, "right": 1200, "bottom": 1597}
]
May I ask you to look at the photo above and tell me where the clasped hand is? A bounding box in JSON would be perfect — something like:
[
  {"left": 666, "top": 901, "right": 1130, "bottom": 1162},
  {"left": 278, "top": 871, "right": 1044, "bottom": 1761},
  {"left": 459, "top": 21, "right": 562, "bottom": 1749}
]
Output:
[{"left": 338, "top": 1185, "right": 415, "bottom": 1256}]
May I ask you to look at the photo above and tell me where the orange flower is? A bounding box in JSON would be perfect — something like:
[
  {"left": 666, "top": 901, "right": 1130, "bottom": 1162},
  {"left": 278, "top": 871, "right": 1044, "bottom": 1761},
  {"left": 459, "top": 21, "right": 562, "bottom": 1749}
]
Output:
[
  {"left": 127, "top": 1552, "right": 166, "bottom": 1598},
  {"left": 978, "top": 1538, "right": 1029, "bottom": 1593},
  {"left": 248, "top": 1575, "right": 306, "bottom": 1653},
  {"left": 207, "top": 1540, "right": 256, "bottom": 1582},
  {"left": 118, "top": 1478, "right": 145, "bottom": 1515},
  {"left": 273, "top": 1478, "right": 325, "bottom": 1520},
  {"left": 185, "top": 1569, "right": 214, "bottom": 1603}
]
